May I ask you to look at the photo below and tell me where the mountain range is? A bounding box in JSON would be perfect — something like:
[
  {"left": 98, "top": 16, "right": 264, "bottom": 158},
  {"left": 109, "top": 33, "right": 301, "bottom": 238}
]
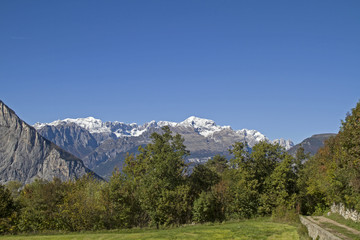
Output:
[
  {"left": 0, "top": 100, "right": 335, "bottom": 184},
  {"left": 0, "top": 101, "right": 99, "bottom": 185},
  {"left": 34, "top": 116, "right": 294, "bottom": 179}
]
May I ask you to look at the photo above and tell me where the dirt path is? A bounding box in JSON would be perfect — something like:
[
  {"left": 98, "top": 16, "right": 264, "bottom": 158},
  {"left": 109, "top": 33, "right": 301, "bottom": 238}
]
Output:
[{"left": 307, "top": 216, "right": 360, "bottom": 239}]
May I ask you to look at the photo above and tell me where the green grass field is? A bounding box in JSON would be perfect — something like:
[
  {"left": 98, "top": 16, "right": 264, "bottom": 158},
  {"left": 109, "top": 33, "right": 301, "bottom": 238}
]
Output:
[{"left": 0, "top": 218, "right": 300, "bottom": 240}]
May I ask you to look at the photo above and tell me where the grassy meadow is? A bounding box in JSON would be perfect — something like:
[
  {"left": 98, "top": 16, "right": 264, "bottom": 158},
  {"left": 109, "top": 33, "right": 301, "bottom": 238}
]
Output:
[{"left": 0, "top": 218, "right": 301, "bottom": 240}]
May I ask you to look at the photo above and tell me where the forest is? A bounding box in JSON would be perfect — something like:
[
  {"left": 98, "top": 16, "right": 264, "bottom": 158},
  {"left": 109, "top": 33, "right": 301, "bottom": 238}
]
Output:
[{"left": 1, "top": 102, "right": 360, "bottom": 234}]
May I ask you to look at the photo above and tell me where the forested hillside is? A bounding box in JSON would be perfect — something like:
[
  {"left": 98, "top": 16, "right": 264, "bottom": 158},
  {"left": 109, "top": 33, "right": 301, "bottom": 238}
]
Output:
[{"left": 299, "top": 101, "right": 360, "bottom": 214}]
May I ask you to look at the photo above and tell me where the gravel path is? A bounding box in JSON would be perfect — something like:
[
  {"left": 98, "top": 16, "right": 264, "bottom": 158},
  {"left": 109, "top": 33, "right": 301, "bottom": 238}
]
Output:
[{"left": 308, "top": 216, "right": 360, "bottom": 239}]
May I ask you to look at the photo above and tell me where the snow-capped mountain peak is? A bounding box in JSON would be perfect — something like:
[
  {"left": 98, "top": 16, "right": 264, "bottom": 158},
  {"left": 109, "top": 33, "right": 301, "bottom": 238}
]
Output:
[
  {"left": 179, "top": 116, "right": 231, "bottom": 137},
  {"left": 181, "top": 116, "right": 216, "bottom": 127}
]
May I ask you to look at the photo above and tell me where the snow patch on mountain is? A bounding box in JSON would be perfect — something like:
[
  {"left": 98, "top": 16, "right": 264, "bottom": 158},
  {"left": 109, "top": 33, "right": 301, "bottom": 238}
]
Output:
[
  {"left": 236, "top": 129, "right": 269, "bottom": 143},
  {"left": 129, "top": 120, "right": 157, "bottom": 137},
  {"left": 158, "top": 121, "right": 178, "bottom": 128},
  {"left": 34, "top": 117, "right": 111, "bottom": 133}
]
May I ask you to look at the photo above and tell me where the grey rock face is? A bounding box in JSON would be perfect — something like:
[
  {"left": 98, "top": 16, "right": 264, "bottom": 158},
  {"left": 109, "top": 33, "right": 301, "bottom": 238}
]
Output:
[
  {"left": 0, "top": 101, "right": 98, "bottom": 184},
  {"left": 287, "top": 133, "right": 336, "bottom": 157}
]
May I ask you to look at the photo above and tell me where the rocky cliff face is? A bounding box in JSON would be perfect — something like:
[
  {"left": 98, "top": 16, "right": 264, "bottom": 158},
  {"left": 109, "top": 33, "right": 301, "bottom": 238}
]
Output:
[
  {"left": 0, "top": 101, "right": 98, "bottom": 184},
  {"left": 35, "top": 116, "right": 294, "bottom": 179}
]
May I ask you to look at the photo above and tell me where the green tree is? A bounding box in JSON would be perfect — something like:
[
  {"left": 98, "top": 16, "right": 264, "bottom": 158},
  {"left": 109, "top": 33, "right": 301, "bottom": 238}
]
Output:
[
  {"left": 228, "top": 141, "right": 296, "bottom": 217},
  {"left": 17, "top": 178, "right": 69, "bottom": 232},
  {"left": 58, "top": 175, "right": 106, "bottom": 231},
  {"left": 0, "top": 184, "right": 17, "bottom": 234},
  {"left": 338, "top": 102, "right": 360, "bottom": 200},
  {"left": 5, "top": 181, "right": 22, "bottom": 200},
  {"left": 191, "top": 155, "right": 231, "bottom": 222},
  {"left": 193, "top": 191, "right": 219, "bottom": 223},
  {"left": 250, "top": 142, "right": 286, "bottom": 193},
  {"left": 189, "top": 163, "right": 220, "bottom": 197},
  {"left": 259, "top": 154, "right": 297, "bottom": 215},
  {"left": 297, "top": 101, "right": 360, "bottom": 214},
  {"left": 123, "top": 126, "right": 190, "bottom": 227},
  {"left": 227, "top": 170, "right": 259, "bottom": 219},
  {"left": 0, "top": 185, "right": 15, "bottom": 219},
  {"left": 294, "top": 147, "right": 309, "bottom": 174},
  {"left": 192, "top": 180, "right": 231, "bottom": 223},
  {"left": 228, "top": 142, "right": 250, "bottom": 169},
  {"left": 103, "top": 169, "right": 144, "bottom": 229},
  {"left": 206, "top": 154, "right": 228, "bottom": 174}
]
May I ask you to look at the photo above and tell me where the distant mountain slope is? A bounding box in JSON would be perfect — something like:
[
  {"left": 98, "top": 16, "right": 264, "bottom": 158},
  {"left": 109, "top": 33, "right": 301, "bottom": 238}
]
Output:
[
  {"left": 38, "top": 123, "right": 99, "bottom": 160},
  {"left": 35, "top": 116, "right": 294, "bottom": 179},
  {"left": 0, "top": 101, "right": 100, "bottom": 184},
  {"left": 287, "top": 133, "right": 337, "bottom": 157}
]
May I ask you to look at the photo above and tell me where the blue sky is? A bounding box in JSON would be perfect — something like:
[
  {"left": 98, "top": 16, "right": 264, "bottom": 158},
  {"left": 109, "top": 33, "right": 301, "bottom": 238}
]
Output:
[{"left": 1, "top": 0, "right": 360, "bottom": 143}]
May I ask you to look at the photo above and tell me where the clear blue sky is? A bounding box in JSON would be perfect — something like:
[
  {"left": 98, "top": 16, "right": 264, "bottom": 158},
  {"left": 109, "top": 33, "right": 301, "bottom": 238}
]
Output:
[{"left": 1, "top": 0, "right": 360, "bottom": 143}]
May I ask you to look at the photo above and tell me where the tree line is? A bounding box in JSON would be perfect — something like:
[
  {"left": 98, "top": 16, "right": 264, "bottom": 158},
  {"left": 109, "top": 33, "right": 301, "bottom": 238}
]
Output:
[{"left": 1, "top": 101, "right": 360, "bottom": 234}]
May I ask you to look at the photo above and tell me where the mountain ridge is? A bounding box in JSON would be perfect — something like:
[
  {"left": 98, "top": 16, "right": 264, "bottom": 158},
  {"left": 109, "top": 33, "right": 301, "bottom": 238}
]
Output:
[
  {"left": 34, "top": 116, "right": 293, "bottom": 147},
  {"left": 287, "top": 133, "right": 336, "bottom": 157}
]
